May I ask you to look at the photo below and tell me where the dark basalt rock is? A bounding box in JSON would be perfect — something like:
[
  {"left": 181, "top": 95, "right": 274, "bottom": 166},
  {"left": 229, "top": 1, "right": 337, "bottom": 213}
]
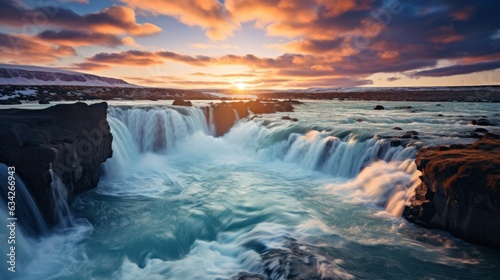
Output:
[
  {"left": 374, "top": 105, "right": 385, "bottom": 110},
  {"left": 258, "top": 237, "right": 346, "bottom": 279},
  {"left": 475, "top": 128, "right": 489, "bottom": 133},
  {"left": 172, "top": 99, "right": 192, "bottom": 107},
  {"left": 39, "top": 99, "right": 50, "bottom": 104},
  {"left": 232, "top": 272, "right": 267, "bottom": 280},
  {"left": 403, "top": 138, "right": 500, "bottom": 250},
  {"left": 477, "top": 118, "right": 491, "bottom": 126},
  {"left": 0, "top": 102, "right": 113, "bottom": 226},
  {"left": 282, "top": 116, "right": 299, "bottom": 122},
  {"left": 393, "top": 127, "right": 403, "bottom": 130},
  {"left": 0, "top": 99, "right": 22, "bottom": 105}
]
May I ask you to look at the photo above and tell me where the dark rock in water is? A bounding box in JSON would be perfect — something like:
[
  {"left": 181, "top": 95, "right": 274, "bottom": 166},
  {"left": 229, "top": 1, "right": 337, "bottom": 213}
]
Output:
[
  {"left": 403, "top": 138, "right": 500, "bottom": 250},
  {"left": 438, "top": 114, "right": 443, "bottom": 117},
  {"left": 232, "top": 272, "right": 267, "bottom": 280},
  {"left": 477, "top": 118, "right": 491, "bottom": 126},
  {"left": 172, "top": 99, "right": 192, "bottom": 106},
  {"left": 484, "top": 133, "right": 500, "bottom": 139},
  {"left": 436, "top": 104, "right": 442, "bottom": 106},
  {"left": 374, "top": 105, "right": 384, "bottom": 110},
  {"left": 394, "top": 106, "right": 412, "bottom": 109},
  {"left": 391, "top": 140, "right": 402, "bottom": 147},
  {"left": 0, "top": 99, "right": 22, "bottom": 105},
  {"left": 260, "top": 237, "right": 346, "bottom": 279},
  {"left": 393, "top": 127, "right": 403, "bottom": 130},
  {"left": 475, "top": 128, "right": 489, "bottom": 133},
  {"left": 287, "top": 99, "right": 304, "bottom": 104},
  {"left": 39, "top": 100, "right": 50, "bottom": 104},
  {"left": 400, "top": 130, "right": 419, "bottom": 139},
  {"left": 466, "top": 132, "right": 482, "bottom": 138},
  {"left": 282, "top": 116, "right": 299, "bottom": 122},
  {"left": 470, "top": 120, "right": 478, "bottom": 125},
  {"left": 356, "top": 118, "right": 363, "bottom": 122},
  {"left": 0, "top": 102, "right": 113, "bottom": 226}
]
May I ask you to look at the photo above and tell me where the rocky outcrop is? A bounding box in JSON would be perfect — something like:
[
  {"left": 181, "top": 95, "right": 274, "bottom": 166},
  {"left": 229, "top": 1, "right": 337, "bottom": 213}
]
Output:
[
  {"left": 207, "top": 100, "right": 296, "bottom": 137},
  {"left": 0, "top": 102, "right": 113, "bottom": 226},
  {"left": 172, "top": 99, "right": 192, "bottom": 106},
  {"left": 403, "top": 136, "right": 500, "bottom": 249}
]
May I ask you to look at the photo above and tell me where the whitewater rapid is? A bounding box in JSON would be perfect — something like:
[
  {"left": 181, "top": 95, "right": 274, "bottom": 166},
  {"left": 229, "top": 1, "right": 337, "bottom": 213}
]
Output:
[{"left": 2, "top": 100, "right": 500, "bottom": 279}]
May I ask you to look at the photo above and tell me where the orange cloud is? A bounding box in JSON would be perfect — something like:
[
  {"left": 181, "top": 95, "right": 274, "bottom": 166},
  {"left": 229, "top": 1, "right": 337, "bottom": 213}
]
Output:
[
  {"left": 452, "top": 6, "right": 475, "bottom": 21},
  {"left": 0, "top": 33, "right": 75, "bottom": 64},
  {"left": 0, "top": 1, "right": 161, "bottom": 37},
  {"left": 429, "top": 26, "right": 465, "bottom": 44},
  {"left": 120, "top": 0, "right": 234, "bottom": 40}
]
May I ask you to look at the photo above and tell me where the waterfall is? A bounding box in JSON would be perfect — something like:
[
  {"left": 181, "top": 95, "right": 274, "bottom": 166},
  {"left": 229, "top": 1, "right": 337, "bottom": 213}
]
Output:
[
  {"left": 105, "top": 106, "right": 420, "bottom": 217},
  {"left": 104, "top": 116, "right": 140, "bottom": 178},
  {"left": 108, "top": 106, "right": 212, "bottom": 153},
  {"left": 49, "top": 163, "right": 73, "bottom": 228},
  {"left": 249, "top": 128, "right": 417, "bottom": 179},
  {"left": 0, "top": 163, "right": 48, "bottom": 236}
]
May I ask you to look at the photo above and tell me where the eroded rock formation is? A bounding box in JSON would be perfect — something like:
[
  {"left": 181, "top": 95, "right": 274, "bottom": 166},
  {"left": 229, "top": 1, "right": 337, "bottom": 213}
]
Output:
[
  {"left": 404, "top": 135, "right": 500, "bottom": 249},
  {"left": 207, "top": 100, "right": 297, "bottom": 137},
  {"left": 0, "top": 102, "right": 113, "bottom": 226}
]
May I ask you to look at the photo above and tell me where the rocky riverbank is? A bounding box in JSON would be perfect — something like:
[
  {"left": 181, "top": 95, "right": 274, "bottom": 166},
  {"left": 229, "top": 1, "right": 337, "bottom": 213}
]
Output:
[
  {"left": 0, "top": 102, "right": 113, "bottom": 226},
  {"left": 404, "top": 134, "right": 500, "bottom": 249}
]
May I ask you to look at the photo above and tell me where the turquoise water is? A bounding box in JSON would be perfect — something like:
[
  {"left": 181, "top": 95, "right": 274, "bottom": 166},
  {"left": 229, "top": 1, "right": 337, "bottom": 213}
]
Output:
[{"left": 2, "top": 101, "right": 500, "bottom": 279}]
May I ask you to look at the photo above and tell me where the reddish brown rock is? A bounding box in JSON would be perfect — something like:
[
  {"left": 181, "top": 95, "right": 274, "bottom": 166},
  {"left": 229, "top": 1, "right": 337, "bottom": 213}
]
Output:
[
  {"left": 208, "top": 100, "right": 296, "bottom": 136},
  {"left": 404, "top": 138, "right": 500, "bottom": 249}
]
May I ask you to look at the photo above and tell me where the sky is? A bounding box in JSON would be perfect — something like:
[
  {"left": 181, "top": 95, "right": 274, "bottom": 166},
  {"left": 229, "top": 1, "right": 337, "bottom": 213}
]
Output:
[{"left": 0, "top": 0, "right": 499, "bottom": 90}]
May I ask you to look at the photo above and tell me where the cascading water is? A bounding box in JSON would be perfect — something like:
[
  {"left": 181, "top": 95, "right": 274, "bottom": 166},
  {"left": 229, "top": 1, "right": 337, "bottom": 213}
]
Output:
[
  {"left": 12, "top": 101, "right": 500, "bottom": 280},
  {"left": 0, "top": 163, "right": 48, "bottom": 236},
  {"left": 108, "top": 106, "right": 212, "bottom": 153},
  {"left": 49, "top": 163, "right": 73, "bottom": 228}
]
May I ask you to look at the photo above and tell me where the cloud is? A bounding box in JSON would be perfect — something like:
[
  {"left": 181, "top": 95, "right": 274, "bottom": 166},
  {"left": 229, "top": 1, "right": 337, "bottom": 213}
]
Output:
[
  {"left": 68, "top": 62, "right": 111, "bottom": 71},
  {"left": 411, "top": 60, "right": 500, "bottom": 78},
  {"left": 0, "top": 0, "right": 161, "bottom": 36},
  {"left": 189, "top": 43, "right": 238, "bottom": 49},
  {"left": 60, "top": 0, "right": 90, "bottom": 3},
  {"left": 386, "top": 77, "right": 400, "bottom": 82},
  {"left": 0, "top": 32, "right": 75, "bottom": 64},
  {"left": 120, "top": 0, "right": 234, "bottom": 40},
  {"left": 37, "top": 30, "right": 131, "bottom": 46}
]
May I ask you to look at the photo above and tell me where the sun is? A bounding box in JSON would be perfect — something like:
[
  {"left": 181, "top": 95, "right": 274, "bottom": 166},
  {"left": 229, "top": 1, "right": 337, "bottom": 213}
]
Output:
[{"left": 235, "top": 81, "right": 247, "bottom": 91}]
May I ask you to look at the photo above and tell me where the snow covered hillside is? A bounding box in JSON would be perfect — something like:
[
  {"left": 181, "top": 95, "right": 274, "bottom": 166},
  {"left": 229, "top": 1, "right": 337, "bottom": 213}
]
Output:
[{"left": 0, "top": 64, "right": 136, "bottom": 87}]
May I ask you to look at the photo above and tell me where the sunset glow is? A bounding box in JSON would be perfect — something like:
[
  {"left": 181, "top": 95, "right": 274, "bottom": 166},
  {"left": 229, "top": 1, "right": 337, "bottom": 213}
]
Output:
[{"left": 0, "top": 0, "right": 499, "bottom": 89}]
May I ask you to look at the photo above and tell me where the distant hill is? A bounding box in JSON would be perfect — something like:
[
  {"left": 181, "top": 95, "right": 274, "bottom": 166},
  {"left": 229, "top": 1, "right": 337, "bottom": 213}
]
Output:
[{"left": 0, "top": 64, "right": 136, "bottom": 87}]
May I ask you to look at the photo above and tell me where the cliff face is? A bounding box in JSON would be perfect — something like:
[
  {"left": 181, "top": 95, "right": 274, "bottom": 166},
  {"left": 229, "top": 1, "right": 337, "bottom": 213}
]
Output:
[
  {"left": 0, "top": 102, "right": 113, "bottom": 226},
  {"left": 404, "top": 136, "right": 500, "bottom": 249}
]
